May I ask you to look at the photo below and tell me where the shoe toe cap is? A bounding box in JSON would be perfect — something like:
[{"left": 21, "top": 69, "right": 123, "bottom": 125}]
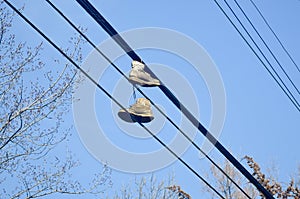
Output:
[{"left": 118, "top": 110, "right": 136, "bottom": 123}]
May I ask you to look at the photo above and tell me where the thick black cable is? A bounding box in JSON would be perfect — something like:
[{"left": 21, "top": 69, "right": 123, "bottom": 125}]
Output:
[
  {"left": 45, "top": 1, "right": 251, "bottom": 198},
  {"left": 71, "top": 0, "right": 140, "bottom": 62},
  {"left": 232, "top": 0, "right": 300, "bottom": 95},
  {"left": 214, "top": 0, "right": 300, "bottom": 112},
  {"left": 75, "top": 0, "right": 275, "bottom": 198},
  {"left": 249, "top": 0, "right": 300, "bottom": 73},
  {"left": 3, "top": 1, "right": 225, "bottom": 198}
]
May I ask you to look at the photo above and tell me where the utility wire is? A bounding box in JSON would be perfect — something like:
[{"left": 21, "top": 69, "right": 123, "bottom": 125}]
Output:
[
  {"left": 222, "top": 0, "right": 300, "bottom": 109},
  {"left": 249, "top": 0, "right": 300, "bottom": 73},
  {"left": 45, "top": 1, "right": 251, "bottom": 198},
  {"left": 75, "top": 0, "right": 275, "bottom": 198},
  {"left": 232, "top": 0, "right": 300, "bottom": 95},
  {"left": 214, "top": 0, "right": 300, "bottom": 112},
  {"left": 3, "top": 1, "right": 225, "bottom": 198}
]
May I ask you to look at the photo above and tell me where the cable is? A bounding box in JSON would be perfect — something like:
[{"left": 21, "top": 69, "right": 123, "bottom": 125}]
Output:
[
  {"left": 3, "top": 1, "right": 225, "bottom": 198},
  {"left": 222, "top": 0, "right": 300, "bottom": 110},
  {"left": 232, "top": 0, "right": 300, "bottom": 96},
  {"left": 225, "top": 0, "right": 300, "bottom": 110},
  {"left": 45, "top": 1, "right": 251, "bottom": 198},
  {"left": 214, "top": 0, "right": 300, "bottom": 112},
  {"left": 74, "top": 0, "right": 275, "bottom": 198},
  {"left": 249, "top": 0, "right": 300, "bottom": 73}
]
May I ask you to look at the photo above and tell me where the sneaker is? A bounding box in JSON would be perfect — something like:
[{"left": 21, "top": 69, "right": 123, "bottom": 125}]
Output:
[
  {"left": 129, "top": 60, "right": 160, "bottom": 87},
  {"left": 118, "top": 98, "right": 154, "bottom": 123}
]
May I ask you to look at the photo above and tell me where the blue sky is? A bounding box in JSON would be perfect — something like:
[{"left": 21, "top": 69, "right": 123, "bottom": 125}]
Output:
[{"left": 6, "top": 0, "right": 300, "bottom": 198}]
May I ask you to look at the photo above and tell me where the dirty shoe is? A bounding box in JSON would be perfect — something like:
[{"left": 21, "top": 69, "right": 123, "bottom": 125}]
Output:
[
  {"left": 129, "top": 60, "right": 160, "bottom": 87},
  {"left": 118, "top": 98, "right": 154, "bottom": 123}
]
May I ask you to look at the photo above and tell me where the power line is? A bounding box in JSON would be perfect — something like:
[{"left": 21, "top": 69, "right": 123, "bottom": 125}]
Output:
[
  {"left": 222, "top": 0, "right": 300, "bottom": 110},
  {"left": 214, "top": 0, "right": 300, "bottom": 112},
  {"left": 75, "top": 0, "right": 275, "bottom": 198},
  {"left": 232, "top": 0, "right": 300, "bottom": 96},
  {"left": 249, "top": 0, "right": 300, "bottom": 73},
  {"left": 3, "top": 1, "right": 225, "bottom": 198},
  {"left": 45, "top": 1, "right": 251, "bottom": 198}
]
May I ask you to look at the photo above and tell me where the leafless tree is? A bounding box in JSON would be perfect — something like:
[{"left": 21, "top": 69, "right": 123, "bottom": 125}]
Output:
[
  {"left": 203, "top": 159, "right": 258, "bottom": 199},
  {"left": 110, "top": 174, "right": 188, "bottom": 199},
  {"left": 203, "top": 156, "right": 300, "bottom": 199},
  {"left": 0, "top": 2, "right": 111, "bottom": 198}
]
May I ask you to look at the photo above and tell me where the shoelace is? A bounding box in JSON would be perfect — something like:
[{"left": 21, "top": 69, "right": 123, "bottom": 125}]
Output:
[{"left": 132, "top": 85, "right": 136, "bottom": 100}]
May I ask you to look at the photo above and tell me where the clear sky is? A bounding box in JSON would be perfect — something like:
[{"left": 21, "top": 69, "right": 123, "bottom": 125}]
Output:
[{"left": 6, "top": 0, "right": 300, "bottom": 198}]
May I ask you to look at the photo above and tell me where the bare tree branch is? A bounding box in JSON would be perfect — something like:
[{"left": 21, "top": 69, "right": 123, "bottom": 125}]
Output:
[{"left": 0, "top": 3, "right": 111, "bottom": 199}]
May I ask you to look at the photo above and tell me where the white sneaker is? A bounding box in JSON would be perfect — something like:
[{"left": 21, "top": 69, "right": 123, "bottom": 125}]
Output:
[
  {"left": 129, "top": 60, "right": 160, "bottom": 87},
  {"left": 118, "top": 98, "right": 154, "bottom": 123}
]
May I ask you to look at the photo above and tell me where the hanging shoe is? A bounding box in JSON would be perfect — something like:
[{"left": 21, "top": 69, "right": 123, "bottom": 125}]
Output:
[
  {"left": 129, "top": 60, "right": 161, "bottom": 87},
  {"left": 118, "top": 98, "right": 154, "bottom": 123}
]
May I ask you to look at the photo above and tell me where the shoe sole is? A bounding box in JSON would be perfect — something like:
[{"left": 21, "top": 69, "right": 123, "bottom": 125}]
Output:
[
  {"left": 129, "top": 76, "right": 160, "bottom": 87},
  {"left": 118, "top": 110, "right": 154, "bottom": 123}
]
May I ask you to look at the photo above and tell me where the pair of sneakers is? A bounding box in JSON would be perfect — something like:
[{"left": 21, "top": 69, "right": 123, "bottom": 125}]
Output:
[{"left": 118, "top": 60, "right": 160, "bottom": 123}]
